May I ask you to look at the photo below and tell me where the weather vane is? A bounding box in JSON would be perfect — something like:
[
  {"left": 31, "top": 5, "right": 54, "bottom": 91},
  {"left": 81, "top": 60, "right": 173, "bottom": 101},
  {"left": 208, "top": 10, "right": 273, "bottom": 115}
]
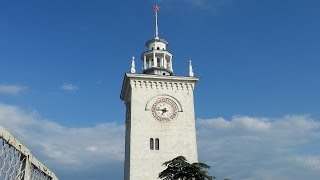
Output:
[{"left": 153, "top": 4, "right": 160, "bottom": 39}]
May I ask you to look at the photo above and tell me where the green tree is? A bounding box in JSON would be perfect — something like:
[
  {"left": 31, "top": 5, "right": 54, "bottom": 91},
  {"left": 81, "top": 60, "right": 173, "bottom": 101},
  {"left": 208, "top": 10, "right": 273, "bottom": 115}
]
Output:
[{"left": 158, "top": 156, "right": 213, "bottom": 180}]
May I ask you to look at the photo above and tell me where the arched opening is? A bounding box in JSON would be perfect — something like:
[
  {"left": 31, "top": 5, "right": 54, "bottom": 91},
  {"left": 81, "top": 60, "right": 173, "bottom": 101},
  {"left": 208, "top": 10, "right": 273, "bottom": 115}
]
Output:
[
  {"left": 155, "top": 138, "right": 159, "bottom": 150},
  {"left": 150, "top": 138, "right": 154, "bottom": 150},
  {"left": 167, "top": 59, "right": 170, "bottom": 69}
]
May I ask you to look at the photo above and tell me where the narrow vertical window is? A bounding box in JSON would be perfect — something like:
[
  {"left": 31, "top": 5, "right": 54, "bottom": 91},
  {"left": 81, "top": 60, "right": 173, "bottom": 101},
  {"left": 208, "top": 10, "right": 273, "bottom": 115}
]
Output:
[
  {"left": 150, "top": 138, "right": 154, "bottom": 150},
  {"left": 155, "top": 138, "right": 159, "bottom": 150}
]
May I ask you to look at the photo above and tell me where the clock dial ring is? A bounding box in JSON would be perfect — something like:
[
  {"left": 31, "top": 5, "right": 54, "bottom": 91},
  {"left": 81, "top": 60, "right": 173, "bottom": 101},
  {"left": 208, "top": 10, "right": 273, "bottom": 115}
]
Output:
[{"left": 151, "top": 98, "right": 178, "bottom": 122}]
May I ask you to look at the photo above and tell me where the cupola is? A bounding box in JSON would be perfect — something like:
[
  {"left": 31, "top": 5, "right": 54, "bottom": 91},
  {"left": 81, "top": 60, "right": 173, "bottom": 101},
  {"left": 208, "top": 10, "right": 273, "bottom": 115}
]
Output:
[{"left": 141, "top": 5, "right": 173, "bottom": 76}]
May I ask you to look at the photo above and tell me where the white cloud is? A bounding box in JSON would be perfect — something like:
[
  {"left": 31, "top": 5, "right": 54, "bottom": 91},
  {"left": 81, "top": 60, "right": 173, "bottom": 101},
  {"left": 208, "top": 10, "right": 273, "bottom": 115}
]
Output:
[
  {"left": 0, "top": 84, "right": 26, "bottom": 95},
  {"left": 197, "top": 115, "right": 320, "bottom": 179},
  {"left": 0, "top": 103, "right": 124, "bottom": 179},
  {"left": 60, "top": 83, "right": 78, "bottom": 92},
  {"left": 1, "top": 103, "right": 320, "bottom": 179}
]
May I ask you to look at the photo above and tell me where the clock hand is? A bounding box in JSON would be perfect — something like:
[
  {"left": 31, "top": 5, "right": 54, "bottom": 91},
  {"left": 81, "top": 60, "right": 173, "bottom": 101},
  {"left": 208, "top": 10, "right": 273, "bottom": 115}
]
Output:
[
  {"left": 156, "top": 108, "right": 167, "bottom": 112},
  {"left": 161, "top": 108, "right": 168, "bottom": 115}
]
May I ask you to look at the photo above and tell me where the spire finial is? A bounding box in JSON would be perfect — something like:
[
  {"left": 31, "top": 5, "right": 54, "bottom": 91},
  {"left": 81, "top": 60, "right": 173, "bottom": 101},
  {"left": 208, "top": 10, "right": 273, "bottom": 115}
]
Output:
[
  {"left": 131, "top": 56, "right": 136, "bottom": 73},
  {"left": 153, "top": 4, "right": 160, "bottom": 39},
  {"left": 189, "top": 60, "right": 194, "bottom": 77}
]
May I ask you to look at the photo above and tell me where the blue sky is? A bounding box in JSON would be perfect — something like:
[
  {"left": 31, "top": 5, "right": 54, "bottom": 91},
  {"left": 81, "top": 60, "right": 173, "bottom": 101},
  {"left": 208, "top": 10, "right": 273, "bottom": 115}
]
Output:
[{"left": 1, "top": 0, "right": 320, "bottom": 179}]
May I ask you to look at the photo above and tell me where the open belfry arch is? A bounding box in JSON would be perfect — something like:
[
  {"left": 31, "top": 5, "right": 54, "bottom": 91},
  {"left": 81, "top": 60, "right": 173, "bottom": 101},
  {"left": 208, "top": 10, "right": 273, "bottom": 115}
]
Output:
[{"left": 120, "top": 5, "right": 199, "bottom": 180}]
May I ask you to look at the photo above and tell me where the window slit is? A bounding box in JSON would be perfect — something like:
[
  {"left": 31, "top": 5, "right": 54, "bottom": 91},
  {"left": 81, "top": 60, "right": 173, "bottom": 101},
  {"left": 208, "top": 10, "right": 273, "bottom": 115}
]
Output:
[
  {"left": 150, "top": 138, "right": 154, "bottom": 150},
  {"left": 155, "top": 138, "right": 159, "bottom": 150}
]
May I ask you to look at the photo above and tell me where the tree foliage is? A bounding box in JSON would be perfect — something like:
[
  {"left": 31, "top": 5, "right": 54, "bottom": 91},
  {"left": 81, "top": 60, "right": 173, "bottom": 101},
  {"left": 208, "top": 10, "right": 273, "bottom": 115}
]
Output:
[{"left": 159, "top": 156, "right": 213, "bottom": 180}]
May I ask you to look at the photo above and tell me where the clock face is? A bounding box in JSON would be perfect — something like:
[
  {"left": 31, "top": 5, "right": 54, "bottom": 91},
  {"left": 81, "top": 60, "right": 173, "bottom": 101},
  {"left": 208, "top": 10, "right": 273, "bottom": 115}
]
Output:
[{"left": 151, "top": 98, "right": 178, "bottom": 122}]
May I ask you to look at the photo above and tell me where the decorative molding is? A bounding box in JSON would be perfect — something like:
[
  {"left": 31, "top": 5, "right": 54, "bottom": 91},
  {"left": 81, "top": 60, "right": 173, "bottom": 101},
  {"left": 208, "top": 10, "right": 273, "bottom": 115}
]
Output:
[
  {"left": 120, "top": 73, "right": 199, "bottom": 101},
  {"left": 130, "top": 80, "right": 194, "bottom": 91}
]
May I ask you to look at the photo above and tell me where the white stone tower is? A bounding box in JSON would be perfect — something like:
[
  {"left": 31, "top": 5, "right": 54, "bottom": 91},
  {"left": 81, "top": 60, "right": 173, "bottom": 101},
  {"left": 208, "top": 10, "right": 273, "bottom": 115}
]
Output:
[{"left": 120, "top": 5, "right": 199, "bottom": 180}]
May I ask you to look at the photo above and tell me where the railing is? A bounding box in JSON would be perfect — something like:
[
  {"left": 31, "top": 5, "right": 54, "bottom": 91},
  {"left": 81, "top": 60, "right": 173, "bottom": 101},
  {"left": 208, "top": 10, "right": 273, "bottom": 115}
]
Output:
[{"left": 0, "top": 126, "right": 58, "bottom": 180}]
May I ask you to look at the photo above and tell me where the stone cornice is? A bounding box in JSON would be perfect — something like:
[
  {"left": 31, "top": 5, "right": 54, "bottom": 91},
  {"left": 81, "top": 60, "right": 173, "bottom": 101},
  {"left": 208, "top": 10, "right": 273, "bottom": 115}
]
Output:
[
  {"left": 126, "top": 73, "right": 199, "bottom": 82},
  {"left": 120, "top": 73, "right": 199, "bottom": 101},
  {"left": 130, "top": 79, "right": 195, "bottom": 91}
]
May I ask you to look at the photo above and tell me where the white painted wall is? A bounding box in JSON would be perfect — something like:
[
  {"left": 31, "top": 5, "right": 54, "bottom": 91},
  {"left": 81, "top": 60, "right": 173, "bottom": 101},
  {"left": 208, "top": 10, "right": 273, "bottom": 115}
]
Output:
[{"left": 121, "top": 74, "right": 199, "bottom": 180}]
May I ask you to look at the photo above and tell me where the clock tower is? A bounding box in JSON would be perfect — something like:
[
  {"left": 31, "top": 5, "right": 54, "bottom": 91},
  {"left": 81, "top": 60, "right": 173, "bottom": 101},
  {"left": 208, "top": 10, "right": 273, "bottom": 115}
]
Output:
[{"left": 120, "top": 5, "right": 199, "bottom": 180}]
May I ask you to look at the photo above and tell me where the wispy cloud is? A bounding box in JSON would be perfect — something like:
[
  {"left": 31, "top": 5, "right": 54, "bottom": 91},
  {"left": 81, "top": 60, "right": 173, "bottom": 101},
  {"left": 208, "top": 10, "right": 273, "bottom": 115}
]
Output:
[
  {"left": 0, "top": 84, "right": 26, "bottom": 96},
  {"left": 294, "top": 156, "right": 320, "bottom": 171},
  {"left": 158, "top": 0, "right": 230, "bottom": 9},
  {"left": 60, "top": 83, "right": 78, "bottom": 92},
  {"left": 0, "top": 103, "right": 319, "bottom": 179}
]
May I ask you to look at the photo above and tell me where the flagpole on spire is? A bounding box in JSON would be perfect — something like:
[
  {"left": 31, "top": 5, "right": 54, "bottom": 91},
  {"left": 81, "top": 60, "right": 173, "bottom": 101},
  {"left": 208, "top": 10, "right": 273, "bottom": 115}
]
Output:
[{"left": 153, "top": 4, "right": 160, "bottom": 39}]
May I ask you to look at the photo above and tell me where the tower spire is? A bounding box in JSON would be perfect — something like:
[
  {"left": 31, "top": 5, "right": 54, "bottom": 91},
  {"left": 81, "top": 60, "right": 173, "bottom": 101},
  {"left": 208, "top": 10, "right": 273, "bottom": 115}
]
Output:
[
  {"left": 153, "top": 4, "right": 160, "bottom": 39},
  {"left": 142, "top": 5, "right": 173, "bottom": 76},
  {"left": 189, "top": 60, "right": 194, "bottom": 77},
  {"left": 131, "top": 56, "right": 136, "bottom": 73}
]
